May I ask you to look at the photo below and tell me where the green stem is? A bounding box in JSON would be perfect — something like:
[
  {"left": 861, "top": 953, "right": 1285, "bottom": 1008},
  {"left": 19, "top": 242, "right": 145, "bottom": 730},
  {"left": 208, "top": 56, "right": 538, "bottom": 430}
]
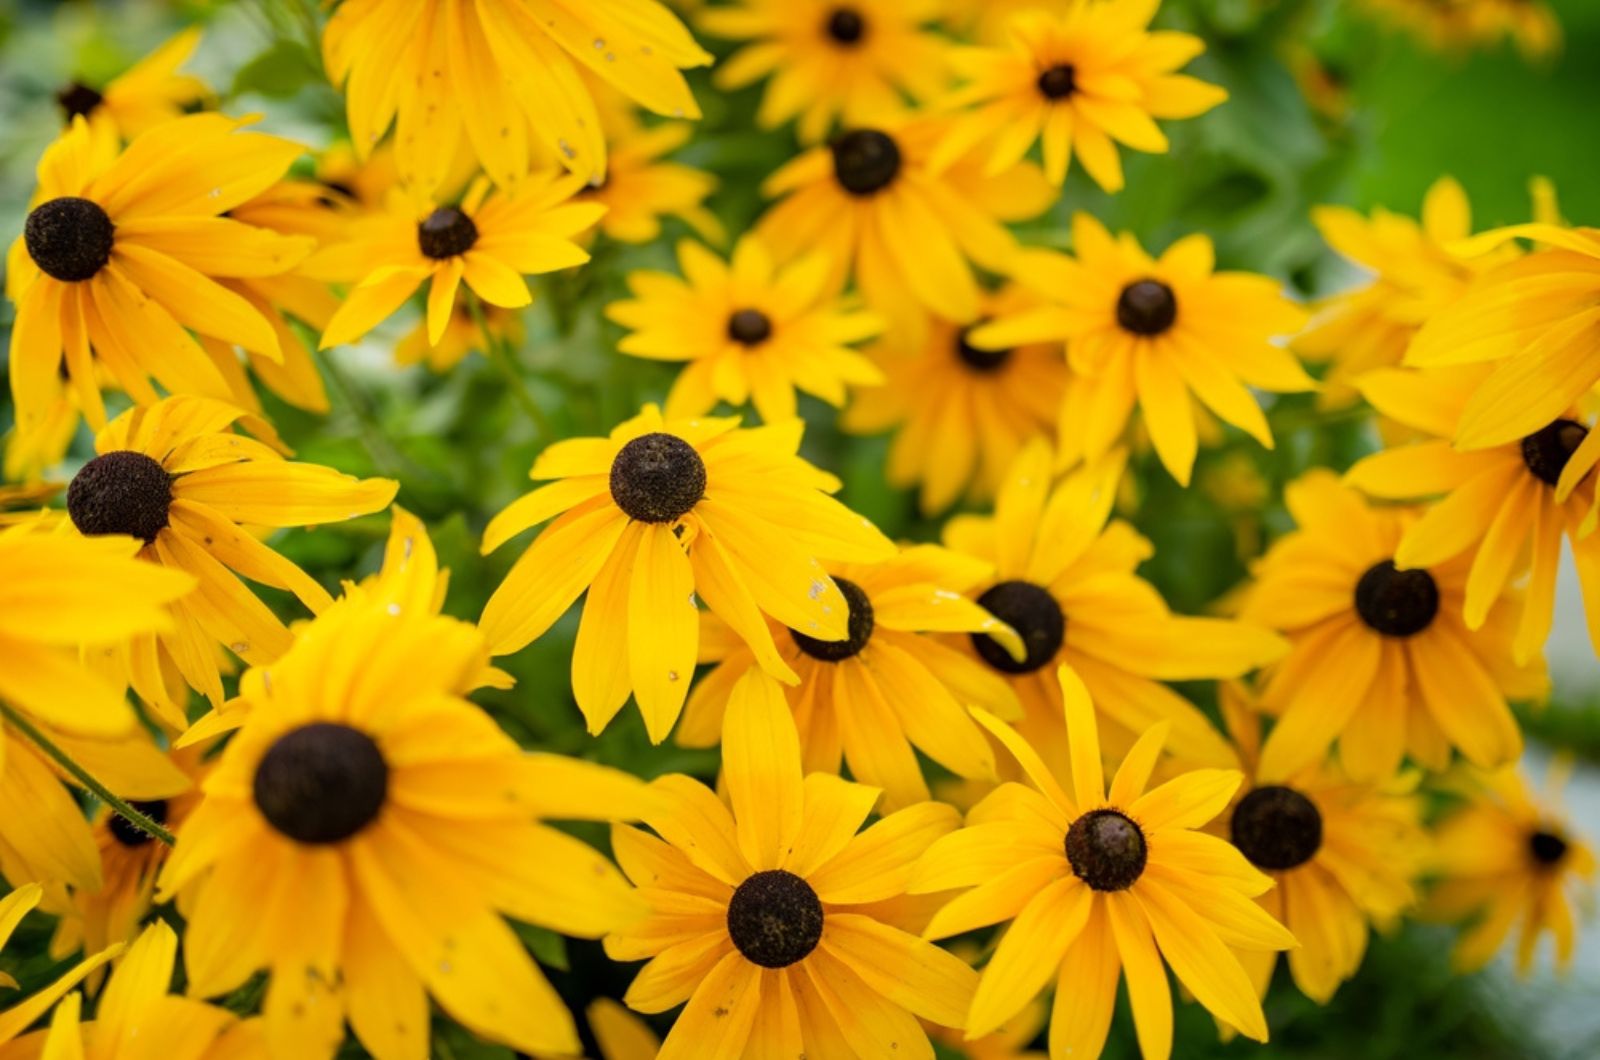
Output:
[
  {"left": 467, "top": 296, "right": 555, "bottom": 440},
  {"left": 0, "top": 703, "right": 176, "bottom": 847},
  {"left": 318, "top": 348, "right": 408, "bottom": 479}
]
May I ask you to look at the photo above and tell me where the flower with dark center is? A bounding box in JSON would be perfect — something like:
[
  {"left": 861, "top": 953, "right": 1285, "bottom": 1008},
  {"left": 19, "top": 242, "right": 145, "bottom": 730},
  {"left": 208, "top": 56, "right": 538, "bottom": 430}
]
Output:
[
  {"left": 825, "top": 7, "right": 866, "bottom": 45},
  {"left": 790, "top": 577, "right": 874, "bottom": 661},
  {"left": 725, "top": 869, "right": 824, "bottom": 968},
  {"left": 1116, "top": 279, "right": 1178, "bottom": 336},
  {"left": 1529, "top": 828, "right": 1569, "bottom": 868},
  {"left": 1521, "top": 419, "right": 1589, "bottom": 487},
  {"left": 56, "top": 81, "right": 105, "bottom": 120},
  {"left": 831, "top": 129, "right": 902, "bottom": 197},
  {"left": 970, "top": 580, "right": 1064, "bottom": 674},
  {"left": 1354, "top": 559, "right": 1439, "bottom": 638},
  {"left": 1230, "top": 785, "right": 1323, "bottom": 871},
  {"left": 24, "top": 196, "right": 115, "bottom": 282},
  {"left": 1037, "top": 64, "right": 1077, "bottom": 100},
  {"left": 727, "top": 308, "right": 774, "bottom": 346},
  {"left": 417, "top": 206, "right": 479, "bottom": 260},
  {"left": 609, "top": 433, "right": 708, "bottom": 524},
  {"left": 66, "top": 451, "right": 174, "bottom": 545},
  {"left": 108, "top": 799, "right": 169, "bottom": 848},
  {"left": 1065, "top": 809, "right": 1147, "bottom": 891},
  {"left": 253, "top": 722, "right": 390, "bottom": 844},
  {"left": 956, "top": 326, "right": 1012, "bottom": 373}
]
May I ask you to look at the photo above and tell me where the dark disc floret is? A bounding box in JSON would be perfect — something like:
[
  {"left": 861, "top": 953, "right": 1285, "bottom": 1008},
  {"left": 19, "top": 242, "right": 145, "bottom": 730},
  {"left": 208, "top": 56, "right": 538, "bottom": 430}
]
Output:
[
  {"left": 728, "top": 308, "right": 774, "bottom": 346},
  {"left": 67, "top": 451, "right": 173, "bottom": 545},
  {"left": 970, "top": 580, "right": 1065, "bottom": 674},
  {"left": 1037, "top": 64, "right": 1078, "bottom": 100},
  {"left": 956, "top": 326, "right": 1012, "bottom": 373},
  {"left": 1354, "top": 559, "right": 1440, "bottom": 638},
  {"left": 831, "top": 129, "right": 902, "bottom": 197},
  {"left": 1529, "top": 828, "right": 1569, "bottom": 868},
  {"left": 1230, "top": 785, "right": 1323, "bottom": 871},
  {"left": 726, "top": 869, "right": 824, "bottom": 968},
  {"left": 1116, "top": 279, "right": 1178, "bottom": 336},
  {"left": 108, "top": 799, "right": 169, "bottom": 848},
  {"left": 825, "top": 7, "right": 866, "bottom": 45},
  {"left": 253, "top": 722, "right": 389, "bottom": 845},
  {"left": 609, "top": 433, "right": 707, "bottom": 524},
  {"left": 1521, "top": 419, "right": 1589, "bottom": 487},
  {"left": 57, "top": 81, "right": 105, "bottom": 120},
  {"left": 25, "top": 196, "right": 115, "bottom": 282},
  {"left": 1065, "top": 809, "right": 1147, "bottom": 891},
  {"left": 417, "top": 206, "right": 479, "bottom": 260},
  {"left": 790, "top": 577, "right": 875, "bottom": 662}
]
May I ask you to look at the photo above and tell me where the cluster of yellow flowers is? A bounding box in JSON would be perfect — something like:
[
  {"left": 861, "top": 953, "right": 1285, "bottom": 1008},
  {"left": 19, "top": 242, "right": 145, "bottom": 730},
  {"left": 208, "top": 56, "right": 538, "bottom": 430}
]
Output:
[{"left": 0, "top": 2, "right": 1592, "bottom": 1059}]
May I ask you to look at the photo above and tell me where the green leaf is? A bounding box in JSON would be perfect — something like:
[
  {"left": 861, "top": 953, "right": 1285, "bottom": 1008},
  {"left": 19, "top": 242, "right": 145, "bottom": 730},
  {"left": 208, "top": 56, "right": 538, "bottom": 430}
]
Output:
[{"left": 231, "top": 40, "right": 318, "bottom": 100}]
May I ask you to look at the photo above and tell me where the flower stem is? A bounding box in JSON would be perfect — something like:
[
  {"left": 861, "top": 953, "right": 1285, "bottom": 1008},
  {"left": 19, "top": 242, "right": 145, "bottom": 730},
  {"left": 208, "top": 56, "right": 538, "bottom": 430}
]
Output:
[
  {"left": 0, "top": 702, "right": 176, "bottom": 847},
  {"left": 467, "top": 296, "right": 555, "bottom": 440}
]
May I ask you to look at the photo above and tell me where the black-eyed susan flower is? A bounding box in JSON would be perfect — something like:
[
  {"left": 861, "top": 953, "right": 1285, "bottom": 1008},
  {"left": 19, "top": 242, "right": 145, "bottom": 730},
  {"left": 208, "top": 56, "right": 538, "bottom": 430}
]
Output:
[
  {"left": 841, "top": 286, "right": 1068, "bottom": 515},
  {"left": 758, "top": 117, "right": 1054, "bottom": 329},
  {"left": 581, "top": 998, "right": 661, "bottom": 1060},
  {"left": 911, "top": 666, "right": 1294, "bottom": 1059},
  {"left": 0, "top": 884, "right": 123, "bottom": 1045},
  {"left": 481, "top": 404, "right": 895, "bottom": 741},
  {"left": 1360, "top": 0, "right": 1561, "bottom": 58},
  {"left": 5, "top": 114, "right": 309, "bottom": 436},
  {"left": 1429, "top": 764, "right": 1594, "bottom": 973},
  {"left": 606, "top": 237, "right": 885, "bottom": 422},
  {"left": 318, "top": 174, "right": 604, "bottom": 350},
  {"left": 932, "top": 5, "right": 1226, "bottom": 190},
  {"left": 1215, "top": 683, "right": 1423, "bottom": 1004},
  {"left": 1347, "top": 364, "right": 1600, "bottom": 663},
  {"left": 942, "top": 442, "right": 1285, "bottom": 775},
  {"left": 678, "top": 544, "right": 1025, "bottom": 810},
  {"left": 970, "top": 213, "right": 1312, "bottom": 486},
  {"left": 157, "top": 597, "right": 652, "bottom": 1060},
  {"left": 575, "top": 90, "right": 724, "bottom": 245},
  {"left": 700, "top": 0, "right": 950, "bottom": 143},
  {"left": 397, "top": 300, "right": 524, "bottom": 373},
  {"left": 53, "top": 27, "right": 209, "bottom": 146},
  {"left": 322, "top": 0, "right": 709, "bottom": 189},
  {"left": 66, "top": 396, "right": 397, "bottom": 722},
  {"left": 1242, "top": 471, "right": 1548, "bottom": 783},
  {"left": 607, "top": 670, "right": 977, "bottom": 1059}
]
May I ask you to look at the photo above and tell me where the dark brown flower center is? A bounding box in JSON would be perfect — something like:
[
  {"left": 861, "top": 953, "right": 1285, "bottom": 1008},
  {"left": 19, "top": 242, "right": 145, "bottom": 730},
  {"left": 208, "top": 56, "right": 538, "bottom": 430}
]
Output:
[
  {"left": 1116, "top": 279, "right": 1178, "bottom": 336},
  {"left": 609, "top": 433, "right": 707, "bottom": 524},
  {"left": 1529, "top": 828, "right": 1569, "bottom": 868},
  {"left": 1065, "top": 809, "right": 1147, "bottom": 891},
  {"left": 253, "top": 723, "right": 389, "bottom": 844},
  {"left": 728, "top": 308, "right": 774, "bottom": 346},
  {"left": 825, "top": 7, "right": 866, "bottom": 45},
  {"left": 25, "top": 196, "right": 115, "bottom": 282},
  {"left": 790, "top": 577, "right": 874, "bottom": 661},
  {"left": 956, "top": 325, "right": 1012, "bottom": 373},
  {"left": 971, "top": 580, "right": 1064, "bottom": 674},
  {"left": 726, "top": 869, "right": 823, "bottom": 968},
  {"left": 1354, "top": 560, "right": 1439, "bottom": 638},
  {"left": 417, "top": 206, "right": 479, "bottom": 260},
  {"left": 109, "top": 799, "right": 169, "bottom": 848},
  {"left": 1037, "top": 64, "right": 1078, "bottom": 100},
  {"left": 1230, "top": 785, "right": 1322, "bottom": 871},
  {"left": 831, "top": 129, "right": 902, "bottom": 197},
  {"left": 1521, "top": 419, "right": 1588, "bottom": 487},
  {"left": 67, "top": 451, "right": 173, "bottom": 545},
  {"left": 57, "top": 81, "right": 105, "bottom": 121}
]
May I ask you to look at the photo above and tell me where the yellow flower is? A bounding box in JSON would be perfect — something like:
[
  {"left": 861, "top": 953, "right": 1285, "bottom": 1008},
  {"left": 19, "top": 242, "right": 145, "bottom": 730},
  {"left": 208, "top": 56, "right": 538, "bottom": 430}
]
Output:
[
  {"left": 1297, "top": 176, "right": 1520, "bottom": 408},
  {"left": 606, "top": 237, "right": 885, "bottom": 422},
  {"left": 1360, "top": 0, "right": 1561, "bottom": 58},
  {"left": 700, "top": 0, "right": 950, "bottom": 143},
  {"left": 2, "top": 370, "right": 80, "bottom": 484},
  {"left": 841, "top": 286, "right": 1069, "bottom": 515},
  {"left": 758, "top": 117, "right": 1054, "bottom": 329},
  {"left": 322, "top": 0, "right": 709, "bottom": 189},
  {"left": 396, "top": 301, "right": 524, "bottom": 373},
  {"left": 156, "top": 598, "right": 652, "bottom": 1060},
  {"left": 0, "top": 885, "right": 123, "bottom": 1046},
  {"left": 576, "top": 92, "right": 724, "bottom": 245},
  {"left": 479, "top": 404, "right": 895, "bottom": 741},
  {"left": 65, "top": 395, "right": 397, "bottom": 723},
  {"left": 0, "top": 524, "right": 192, "bottom": 890},
  {"left": 941, "top": 442, "right": 1286, "bottom": 777},
  {"left": 911, "top": 666, "right": 1294, "bottom": 1058},
  {"left": 929, "top": 982, "right": 1048, "bottom": 1060},
  {"left": 933, "top": 4, "right": 1227, "bottom": 190},
  {"left": 608, "top": 671, "right": 977, "bottom": 1060},
  {"left": 1215, "top": 683, "right": 1423, "bottom": 1004},
  {"left": 1241, "top": 471, "right": 1548, "bottom": 783},
  {"left": 679, "top": 544, "right": 1025, "bottom": 811},
  {"left": 971, "top": 213, "right": 1312, "bottom": 486},
  {"left": 4, "top": 114, "right": 309, "bottom": 437},
  {"left": 1429, "top": 764, "right": 1595, "bottom": 974},
  {"left": 318, "top": 174, "right": 604, "bottom": 350},
  {"left": 1347, "top": 364, "right": 1600, "bottom": 663},
  {"left": 53, "top": 27, "right": 209, "bottom": 146}
]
